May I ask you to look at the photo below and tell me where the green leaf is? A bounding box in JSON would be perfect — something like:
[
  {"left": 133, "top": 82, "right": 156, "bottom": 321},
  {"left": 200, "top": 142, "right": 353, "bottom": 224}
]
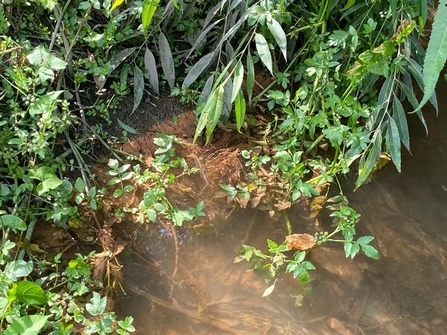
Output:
[
  {"left": 182, "top": 52, "right": 215, "bottom": 89},
  {"left": 231, "top": 61, "right": 244, "bottom": 103},
  {"left": 159, "top": 32, "right": 176, "bottom": 89},
  {"left": 29, "top": 167, "right": 63, "bottom": 195},
  {"left": 266, "top": 18, "right": 287, "bottom": 61},
  {"left": 361, "top": 244, "right": 380, "bottom": 259},
  {"left": 86, "top": 292, "right": 107, "bottom": 316},
  {"left": 142, "top": 0, "right": 161, "bottom": 34},
  {"left": 13, "top": 281, "right": 47, "bottom": 305},
  {"left": 392, "top": 95, "right": 410, "bottom": 151},
  {"left": 194, "top": 85, "right": 224, "bottom": 145},
  {"left": 0, "top": 215, "right": 26, "bottom": 232},
  {"left": 385, "top": 117, "right": 401, "bottom": 172},
  {"left": 74, "top": 178, "right": 85, "bottom": 193},
  {"left": 246, "top": 50, "right": 255, "bottom": 104},
  {"left": 117, "top": 118, "right": 140, "bottom": 135},
  {"left": 416, "top": 0, "right": 447, "bottom": 112},
  {"left": 235, "top": 90, "right": 246, "bottom": 132},
  {"left": 254, "top": 33, "right": 273, "bottom": 75},
  {"left": 27, "top": 45, "right": 67, "bottom": 70},
  {"left": 110, "top": 0, "right": 125, "bottom": 12},
  {"left": 101, "top": 47, "right": 137, "bottom": 89},
  {"left": 144, "top": 48, "right": 159, "bottom": 95},
  {"left": 399, "top": 80, "right": 428, "bottom": 133},
  {"left": 355, "top": 132, "right": 382, "bottom": 189},
  {"left": 357, "top": 235, "right": 374, "bottom": 246},
  {"left": 132, "top": 65, "right": 144, "bottom": 114},
  {"left": 4, "top": 315, "right": 49, "bottom": 335},
  {"left": 220, "top": 184, "right": 237, "bottom": 198}
]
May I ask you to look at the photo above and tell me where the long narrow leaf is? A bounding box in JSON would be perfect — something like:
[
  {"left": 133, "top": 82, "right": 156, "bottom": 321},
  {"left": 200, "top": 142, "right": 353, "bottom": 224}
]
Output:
[
  {"left": 255, "top": 33, "right": 273, "bottom": 75},
  {"left": 267, "top": 18, "right": 287, "bottom": 61},
  {"left": 206, "top": 85, "right": 225, "bottom": 143},
  {"left": 159, "top": 32, "right": 175, "bottom": 89},
  {"left": 199, "top": 74, "right": 214, "bottom": 104},
  {"left": 392, "top": 95, "right": 410, "bottom": 152},
  {"left": 246, "top": 50, "right": 255, "bottom": 104},
  {"left": 231, "top": 61, "right": 244, "bottom": 102},
  {"left": 110, "top": 0, "right": 125, "bottom": 12},
  {"left": 399, "top": 80, "right": 428, "bottom": 133},
  {"left": 235, "top": 90, "right": 246, "bottom": 132},
  {"left": 355, "top": 132, "right": 382, "bottom": 189},
  {"left": 99, "top": 47, "right": 136, "bottom": 89},
  {"left": 416, "top": 0, "right": 447, "bottom": 112},
  {"left": 182, "top": 52, "right": 215, "bottom": 89},
  {"left": 186, "top": 19, "right": 223, "bottom": 59},
  {"left": 386, "top": 117, "right": 401, "bottom": 172},
  {"left": 132, "top": 65, "right": 144, "bottom": 114},
  {"left": 144, "top": 48, "right": 159, "bottom": 95},
  {"left": 142, "top": 0, "right": 161, "bottom": 34}
]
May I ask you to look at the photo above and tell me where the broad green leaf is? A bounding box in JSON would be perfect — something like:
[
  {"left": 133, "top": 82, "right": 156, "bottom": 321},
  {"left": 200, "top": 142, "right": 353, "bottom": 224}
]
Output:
[
  {"left": 28, "top": 91, "right": 63, "bottom": 116},
  {"left": 0, "top": 215, "right": 26, "bottom": 232},
  {"left": 386, "top": 117, "right": 401, "bottom": 172},
  {"left": 86, "top": 292, "right": 106, "bottom": 316},
  {"left": 392, "top": 95, "right": 410, "bottom": 151},
  {"left": 27, "top": 45, "right": 67, "bottom": 70},
  {"left": 159, "top": 32, "right": 175, "bottom": 89},
  {"left": 117, "top": 118, "right": 140, "bottom": 135},
  {"left": 4, "top": 315, "right": 49, "bottom": 335},
  {"left": 144, "top": 48, "right": 159, "bottom": 95},
  {"left": 74, "top": 178, "right": 85, "bottom": 193},
  {"left": 142, "top": 0, "right": 161, "bottom": 34},
  {"left": 182, "top": 51, "right": 215, "bottom": 89},
  {"left": 5, "top": 260, "right": 33, "bottom": 282},
  {"left": 110, "top": 0, "right": 125, "bottom": 12},
  {"left": 231, "top": 61, "right": 244, "bottom": 102},
  {"left": 355, "top": 132, "right": 382, "bottom": 189},
  {"left": 267, "top": 18, "right": 287, "bottom": 61},
  {"left": 29, "top": 167, "right": 63, "bottom": 195},
  {"left": 13, "top": 281, "right": 47, "bottom": 305},
  {"left": 235, "top": 90, "right": 246, "bottom": 132},
  {"left": 254, "top": 33, "right": 273, "bottom": 75},
  {"left": 416, "top": 0, "right": 447, "bottom": 112},
  {"left": 357, "top": 235, "right": 374, "bottom": 246},
  {"left": 361, "top": 244, "right": 380, "bottom": 259},
  {"left": 132, "top": 65, "right": 144, "bottom": 114},
  {"left": 246, "top": 50, "right": 255, "bottom": 103}
]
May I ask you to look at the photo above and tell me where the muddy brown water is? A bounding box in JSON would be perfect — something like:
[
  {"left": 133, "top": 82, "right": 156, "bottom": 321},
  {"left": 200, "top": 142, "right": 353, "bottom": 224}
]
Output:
[{"left": 114, "top": 87, "right": 447, "bottom": 334}]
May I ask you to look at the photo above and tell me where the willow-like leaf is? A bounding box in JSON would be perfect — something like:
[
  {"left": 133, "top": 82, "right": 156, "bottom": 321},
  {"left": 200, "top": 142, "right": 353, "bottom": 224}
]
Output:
[
  {"left": 159, "top": 32, "right": 175, "bottom": 89},
  {"left": 355, "top": 132, "right": 382, "bottom": 189},
  {"left": 416, "top": 0, "right": 447, "bottom": 112},
  {"left": 246, "top": 50, "right": 255, "bottom": 104},
  {"left": 254, "top": 33, "right": 273, "bottom": 75},
  {"left": 144, "top": 48, "right": 159, "bottom": 95},
  {"left": 142, "top": 0, "right": 161, "bottom": 34},
  {"left": 132, "top": 65, "right": 144, "bottom": 114},
  {"left": 385, "top": 117, "right": 401, "bottom": 172},
  {"left": 266, "top": 18, "right": 287, "bottom": 61},
  {"left": 392, "top": 95, "right": 410, "bottom": 152},
  {"left": 182, "top": 52, "right": 215, "bottom": 88},
  {"left": 235, "top": 90, "right": 246, "bottom": 132},
  {"left": 231, "top": 61, "right": 244, "bottom": 102}
]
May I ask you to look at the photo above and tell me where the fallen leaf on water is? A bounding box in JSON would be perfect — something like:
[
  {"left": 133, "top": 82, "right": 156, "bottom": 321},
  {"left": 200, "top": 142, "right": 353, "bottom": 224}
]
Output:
[{"left": 286, "top": 233, "right": 317, "bottom": 251}]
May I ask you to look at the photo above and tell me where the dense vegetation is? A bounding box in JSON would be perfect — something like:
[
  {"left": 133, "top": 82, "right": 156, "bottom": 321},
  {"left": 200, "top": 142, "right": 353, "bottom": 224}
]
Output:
[{"left": 0, "top": 0, "right": 446, "bottom": 333}]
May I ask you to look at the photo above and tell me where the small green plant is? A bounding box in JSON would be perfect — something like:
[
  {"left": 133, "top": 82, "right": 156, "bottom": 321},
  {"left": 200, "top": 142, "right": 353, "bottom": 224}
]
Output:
[{"left": 235, "top": 202, "right": 379, "bottom": 297}]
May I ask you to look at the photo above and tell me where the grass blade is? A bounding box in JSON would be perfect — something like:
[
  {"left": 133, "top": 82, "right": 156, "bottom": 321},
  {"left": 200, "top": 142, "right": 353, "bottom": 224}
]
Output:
[{"left": 144, "top": 48, "right": 159, "bottom": 95}]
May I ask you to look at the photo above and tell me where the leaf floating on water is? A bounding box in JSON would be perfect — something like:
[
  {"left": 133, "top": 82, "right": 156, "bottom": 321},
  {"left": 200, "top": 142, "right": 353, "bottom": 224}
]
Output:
[
  {"left": 262, "top": 282, "right": 276, "bottom": 297},
  {"left": 285, "top": 234, "right": 317, "bottom": 251}
]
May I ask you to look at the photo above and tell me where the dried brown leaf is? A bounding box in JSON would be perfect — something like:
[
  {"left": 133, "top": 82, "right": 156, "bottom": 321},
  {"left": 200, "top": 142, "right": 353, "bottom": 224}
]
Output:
[{"left": 286, "top": 233, "right": 317, "bottom": 251}]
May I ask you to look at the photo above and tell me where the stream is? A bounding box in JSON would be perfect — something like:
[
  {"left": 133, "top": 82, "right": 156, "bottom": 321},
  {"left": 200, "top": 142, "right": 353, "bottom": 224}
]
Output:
[{"left": 114, "top": 81, "right": 447, "bottom": 334}]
